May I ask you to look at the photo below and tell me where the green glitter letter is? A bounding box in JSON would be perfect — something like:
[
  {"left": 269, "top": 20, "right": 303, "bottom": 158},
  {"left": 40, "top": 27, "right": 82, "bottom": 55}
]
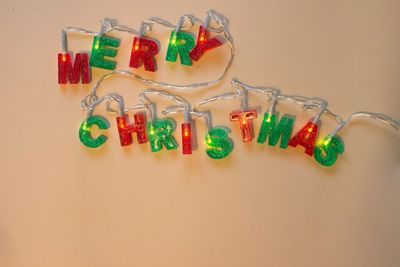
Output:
[
  {"left": 257, "top": 112, "right": 295, "bottom": 148},
  {"left": 165, "top": 31, "right": 195, "bottom": 66},
  {"left": 79, "top": 115, "right": 110, "bottom": 148},
  {"left": 147, "top": 119, "right": 178, "bottom": 152},
  {"left": 314, "top": 135, "right": 345, "bottom": 167},
  {"left": 90, "top": 35, "right": 121, "bottom": 70},
  {"left": 205, "top": 127, "right": 234, "bottom": 159}
]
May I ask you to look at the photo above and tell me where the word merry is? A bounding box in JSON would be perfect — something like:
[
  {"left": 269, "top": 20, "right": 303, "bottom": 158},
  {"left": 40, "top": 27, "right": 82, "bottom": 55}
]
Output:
[
  {"left": 79, "top": 109, "right": 345, "bottom": 167},
  {"left": 58, "top": 25, "right": 223, "bottom": 84}
]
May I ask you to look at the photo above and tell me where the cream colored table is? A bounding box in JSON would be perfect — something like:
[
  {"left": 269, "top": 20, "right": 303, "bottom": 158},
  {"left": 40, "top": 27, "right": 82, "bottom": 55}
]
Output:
[{"left": 1, "top": 0, "right": 399, "bottom": 266}]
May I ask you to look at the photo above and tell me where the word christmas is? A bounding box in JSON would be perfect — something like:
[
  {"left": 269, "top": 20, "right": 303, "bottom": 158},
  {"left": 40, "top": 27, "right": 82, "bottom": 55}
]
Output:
[
  {"left": 77, "top": 78, "right": 399, "bottom": 167},
  {"left": 79, "top": 108, "right": 344, "bottom": 167}
]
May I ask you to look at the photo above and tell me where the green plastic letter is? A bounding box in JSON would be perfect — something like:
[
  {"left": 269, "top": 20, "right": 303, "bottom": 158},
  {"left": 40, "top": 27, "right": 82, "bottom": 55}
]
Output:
[
  {"left": 79, "top": 115, "right": 109, "bottom": 148},
  {"left": 205, "top": 127, "right": 234, "bottom": 159},
  {"left": 90, "top": 35, "right": 121, "bottom": 70},
  {"left": 165, "top": 31, "right": 195, "bottom": 66},
  {"left": 257, "top": 112, "right": 295, "bottom": 148},
  {"left": 147, "top": 119, "right": 178, "bottom": 152},
  {"left": 314, "top": 135, "right": 345, "bottom": 167}
]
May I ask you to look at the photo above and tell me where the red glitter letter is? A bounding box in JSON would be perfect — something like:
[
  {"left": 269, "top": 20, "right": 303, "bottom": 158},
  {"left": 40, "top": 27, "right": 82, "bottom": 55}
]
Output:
[
  {"left": 129, "top": 37, "right": 159, "bottom": 72},
  {"left": 116, "top": 113, "right": 147, "bottom": 146},
  {"left": 189, "top": 26, "right": 223, "bottom": 61},
  {"left": 288, "top": 121, "right": 319, "bottom": 156},
  {"left": 181, "top": 123, "right": 192, "bottom": 154},
  {"left": 58, "top": 52, "right": 90, "bottom": 84},
  {"left": 229, "top": 110, "right": 257, "bottom": 142}
]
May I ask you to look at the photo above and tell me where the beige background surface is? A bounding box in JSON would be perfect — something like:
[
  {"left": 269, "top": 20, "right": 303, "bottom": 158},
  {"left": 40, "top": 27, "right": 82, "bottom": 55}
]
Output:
[{"left": 1, "top": 0, "right": 399, "bottom": 266}]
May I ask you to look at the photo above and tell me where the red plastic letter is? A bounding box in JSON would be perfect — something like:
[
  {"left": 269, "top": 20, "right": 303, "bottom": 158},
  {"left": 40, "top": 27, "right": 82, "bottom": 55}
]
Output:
[
  {"left": 58, "top": 52, "right": 90, "bottom": 84},
  {"left": 189, "top": 26, "right": 223, "bottom": 61},
  {"left": 129, "top": 37, "right": 159, "bottom": 72},
  {"left": 229, "top": 110, "right": 257, "bottom": 142},
  {"left": 116, "top": 112, "right": 147, "bottom": 146},
  {"left": 288, "top": 121, "right": 319, "bottom": 156},
  {"left": 181, "top": 123, "right": 192, "bottom": 154}
]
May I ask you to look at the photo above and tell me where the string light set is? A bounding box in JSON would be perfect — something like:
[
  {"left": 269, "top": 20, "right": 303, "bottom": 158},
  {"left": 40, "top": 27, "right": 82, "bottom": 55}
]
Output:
[{"left": 58, "top": 10, "right": 400, "bottom": 167}]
